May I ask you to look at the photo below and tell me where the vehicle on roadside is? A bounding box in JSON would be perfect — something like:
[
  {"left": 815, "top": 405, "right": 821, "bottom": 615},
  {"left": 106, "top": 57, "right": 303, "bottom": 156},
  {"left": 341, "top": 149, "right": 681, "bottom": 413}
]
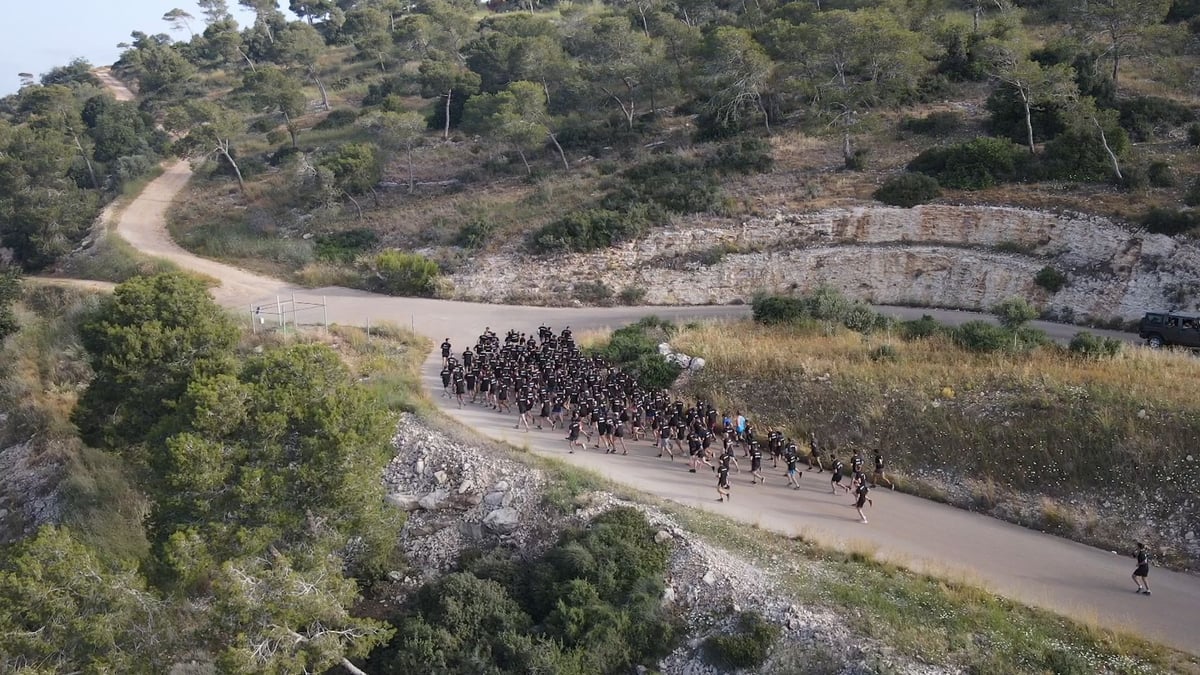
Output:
[{"left": 1138, "top": 311, "right": 1200, "bottom": 349}]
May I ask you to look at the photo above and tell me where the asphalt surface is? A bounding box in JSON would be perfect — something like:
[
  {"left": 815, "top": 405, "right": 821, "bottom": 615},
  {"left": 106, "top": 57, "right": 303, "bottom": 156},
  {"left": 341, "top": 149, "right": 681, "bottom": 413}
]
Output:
[{"left": 102, "top": 135, "right": 1200, "bottom": 656}]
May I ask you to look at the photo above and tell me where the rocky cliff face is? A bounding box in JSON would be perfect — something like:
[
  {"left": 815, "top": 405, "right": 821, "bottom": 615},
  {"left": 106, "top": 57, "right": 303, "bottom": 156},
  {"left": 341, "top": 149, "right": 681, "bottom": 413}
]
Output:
[{"left": 449, "top": 205, "right": 1200, "bottom": 321}]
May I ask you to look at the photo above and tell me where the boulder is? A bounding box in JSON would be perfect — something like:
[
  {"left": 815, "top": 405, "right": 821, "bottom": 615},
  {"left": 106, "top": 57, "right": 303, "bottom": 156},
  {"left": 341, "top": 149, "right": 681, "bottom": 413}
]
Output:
[
  {"left": 654, "top": 530, "right": 673, "bottom": 544},
  {"left": 458, "top": 479, "right": 474, "bottom": 495},
  {"left": 702, "top": 570, "right": 716, "bottom": 586},
  {"left": 385, "top": 493, "right": 421, "bottom": 511},
  {"left": 414, "top": 458, "right": 425, "bottom": 476},
  {"left": 483, "top": 507, "right": 520, "bottom": 534},
  {"left": 658, "top": 342, "right": 673, "bottom": 356},
  {"left": 689, "top": 357, "right": 705, "bottom": 371},
  {"left": 494, "top": 480, "right": 510, "bottom": 492},
  {"left": 483, "top": 491, "right": 507, "bottom": 507},
  {"left": 434, "top": 470, "right": 449, "bottom": 485},
  {"left": 418, "top": 489, "right": 450, "bottom": 511}
]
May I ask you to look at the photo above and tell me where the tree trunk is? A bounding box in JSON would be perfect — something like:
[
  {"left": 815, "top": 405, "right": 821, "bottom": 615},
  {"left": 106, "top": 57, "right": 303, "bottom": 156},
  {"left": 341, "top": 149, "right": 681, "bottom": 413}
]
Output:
[
  {"left": 345, "top": 191, "right": 363, "bottom": 219},
  {"left": 218, "top": 140, "right": 246, "bottom": 194},
  {"left": 547, "top": 130, "right": 569, "bottom": 170},
  {"left": 1093, "top": 117, "right": 1122, "bottom": 181},
  {"left": 238, "top": 47, "right": 257, "bottom": 73},
  {"left": 1021, "top": 92, "right": 1035, "bottom": 154},
  {"left": 842, "top": 128, "right": 853, "bottom": 166},
  {"left": 340, "top": 659, "right": 368, "bottom": 675},
  {"left": 1111, "top": 45, "right": 1120, "bottom": 90},
  {"left": 311, "top": 69, "right": 330, "bottom": 111},
  {"left": 515, "top": 146, "right": 531, "bottom": 175},
  {"left": 444, "top": 88, "right": 452, "bottom": 140},
  {"left": 73, "top": 135, "right": 100, "bottom": 190},
  {"left": 283, "top": 112, "right": 298, "bottom": 149}
]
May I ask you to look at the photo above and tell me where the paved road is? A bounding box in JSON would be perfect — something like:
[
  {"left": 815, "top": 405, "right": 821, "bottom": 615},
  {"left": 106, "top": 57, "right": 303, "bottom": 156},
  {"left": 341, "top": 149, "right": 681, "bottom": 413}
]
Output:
[{"left": 99, "top": 141, "right": 1199, "bottom": 656}]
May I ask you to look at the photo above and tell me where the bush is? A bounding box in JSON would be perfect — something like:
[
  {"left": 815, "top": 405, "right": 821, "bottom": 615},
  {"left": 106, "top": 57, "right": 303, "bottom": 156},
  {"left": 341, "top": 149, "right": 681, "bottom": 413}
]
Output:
[
  {"left": 572, "top": 281, "right": 613, "bottom": 305},
  {"left": 704, "top": 612, "right": 780, "bottom": 670},
  {"left": 874, "top": 173, "right": 942, "bottom": 207},
  {"left": 607, "top": 156, "right": 723, "bottom": 215},
  {"left": 900, "top": 314, "right": 943, "bottom": 340},
  {"left": 869, "top": 344, "right": 899, "bottom": 362},
  {"left": 705, "top": 138, "right": 774, "bottom": 175},
  {"left": 1068, "top": 331, "right": 1122, "bottom": 359},
  {"left": 986, "top": 83, "right": 1069, "bottom": 145},
  {"left": 1117, "top": 96, "right": 1194, "bottom": 142},
  {"left": 617, "top": 286, "right": 647, "bottom": 305},
  {"left": 899, "top": 111, "right": 965, "bottom": 136},
  {"left": 1185, "top": 179, "right": 1200, "bottom": 207},
  {"left": 365, "top": 250, "right": 439, "bottom": 296},
  {"left": 1034, "top": 266, "right": 1067, "bottom": 293},
  {"left": 751, "top": 294, "right": 808, "bottom": 325},
  {"left": 454, "top": 217, "right": 496, "bottom": 249},
  {"left": 908, "top": 137, "right": 1026, "bottom": 190},
  {"left": 531, "top": 207, "right": 652, "bottom": 254},
  {"left": 952, "top": 320, "right": 1014, "bottom": 353},
  {"left": 315, "top": 229, "right": 378, "bottom": 263},
  {"left": 314, "top": 108, "right": 359, "bottom": 130},
  {"left": 1141, "top": 207, "right": 1200, "bottom": 236},
  {"left": 1039, "top": 125, "right": 1129, "bottom": 183},
  {"left": 992, "top": 296, "right": 1039, "bottom": 328},
  {"left": 1120, "top": 165, "right": 1149, "bottom": 191},
  {"left": 1147, "top": 161, "right": 1177, "bottom": 188},
  {"left": 844, "top": 148, "right": 869, "bottom": 171},
  {"left": 1188, "top": 122, "right": 1200, "bottom": 147}
]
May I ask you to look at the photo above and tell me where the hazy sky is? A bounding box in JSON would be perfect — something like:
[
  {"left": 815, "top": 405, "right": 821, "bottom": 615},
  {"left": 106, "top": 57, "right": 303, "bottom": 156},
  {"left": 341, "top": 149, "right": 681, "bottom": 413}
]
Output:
[{"left": 0, "top": 1, "right": 256, "bottom": 96}]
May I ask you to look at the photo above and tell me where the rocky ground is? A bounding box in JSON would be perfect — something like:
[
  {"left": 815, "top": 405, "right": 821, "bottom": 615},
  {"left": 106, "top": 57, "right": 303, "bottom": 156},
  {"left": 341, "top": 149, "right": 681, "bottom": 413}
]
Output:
[
  {"left": 382, "top": 413, "right": 955, "bottom": 675},
  {"left": 445, "top": 205, "right": 1200, "bottom": 323}
]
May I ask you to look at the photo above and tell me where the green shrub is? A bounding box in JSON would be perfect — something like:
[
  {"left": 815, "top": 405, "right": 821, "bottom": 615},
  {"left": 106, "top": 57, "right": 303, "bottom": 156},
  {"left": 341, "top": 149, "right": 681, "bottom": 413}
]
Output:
[
  {"left": 1068, "top": 331, "right": 1122, "bottom": 359},
  {"left": 1034, "top": 266, "right": 1067, "bottom": 293},
  {"left": 704, "top": 612, "right": 780, "bottom": 670},
  {"left": 1185, "top": 178, "right": 1200, "bottom": 207},
  {"left": 314, "top": 108, "right": 359, "bottom": 130},
  {"left": 532, "top": 207, "right": 652, "bottom": 254},
  {"left": 952, "top": 320, "right": 1014, "bottom": 352},
  {"left": 869, "top": 344, "right": 899, "bottom": 362},
  {"left": 365, "top": 250, "right": 439, "bottom": 296},
  {"left": 1147, "top": 161, "right": 1177, "bottom": 188},
  {"left": 607, "top": 156, "right": 723, "bottom": 215},
  {"left": 844, "top": 148, "right": 869, "bottom": 171},
  {"left": 705, "top": 138, "right": 774, "bottom": 175},
  {"left": 900, "top": 314, "right": 943, "bottom": 340},
  {"left": 899, "top": 111, "right": 965, "bottom": 135},
  {"left": 315, "top": 229, "right": 379, "bottom": 263},
  {"left": 908, "top": 137, "right": 1026, "bottom": 189},
  {"left": 751, "top": 295, "right": 807, "bottom": 325},
  {"left": 1141, "top": 207, "right": 1200, "bottom": 236},
  {"left": 455, "top": 217, "right": 496, "bottom": 249},
  {"left": 1120, "top": 165, "right": 1149, "bottom": 191},
  {"left": 572, "top": 281, "right": 613, "bottom": 305},
  {"left": 617, "top": 286, "right": 647, "bottom": 305},
  {"left": 1188, "top": 122, "right": 1200, "bottom": 147},
  {"left": 992, "top": 296, "right": 1039, "bottom": 328},
  {"left": 1117, "top": 96, "right": 1194, "bottom": 142},
  {"left": 1039, "top": 125, "right": 1129, "bottom": 183},
  {"left": 874, "top": 173, "right": 942, "bottom": 207},
  {"left": 986, "top": 82, "right": 1069, "bottom": 145}
]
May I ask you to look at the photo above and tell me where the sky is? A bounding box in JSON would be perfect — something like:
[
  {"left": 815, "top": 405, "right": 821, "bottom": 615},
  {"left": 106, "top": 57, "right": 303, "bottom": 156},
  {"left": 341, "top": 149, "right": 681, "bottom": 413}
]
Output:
[{"left": 0, "top": 0, "right": 257, "bottom": 96}]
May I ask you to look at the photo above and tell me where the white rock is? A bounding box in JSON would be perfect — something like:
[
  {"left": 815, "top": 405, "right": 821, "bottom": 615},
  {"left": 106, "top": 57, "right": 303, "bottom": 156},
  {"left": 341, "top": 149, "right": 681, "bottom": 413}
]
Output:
[
  {"left": 458, "top": 479, "right": 474, "bottom": 495},
  {"left": 414, "top": 459, "right": 425, "bottom": 475},
  {"left": 661, "top": 585, "right": 676, "bottom": 606},
  {"left": 483, "top": 507, "right": 520, "bottom": 534},
  {"left": 494, "top": 480, "right": 510, "bottom": 492},
  {"left": 483, "top": 491, "right": 506, "bottom": 507},
  {"left": 658, "top": 342, "right": 673, "bottom": 355},
  {"left": 689, "top": 357, "right": 705, "bottom": 371},
  {"left": 655, "top": 530, "right": 673, "bottom": 544},
  {"left": 702, "top": 570, "right": 716, "bottom": 586},
  {"left": 418, "top": 489, "right": 450, "bottom": 511},
  {"left": 387, "top": 570, "right": 404, "bottom": 582},
  {"left": 434, "top": 470, "right": 448, "bottom": 485},
  {"left": 385, "top": 493, "right": 421, "bottom": 511}
]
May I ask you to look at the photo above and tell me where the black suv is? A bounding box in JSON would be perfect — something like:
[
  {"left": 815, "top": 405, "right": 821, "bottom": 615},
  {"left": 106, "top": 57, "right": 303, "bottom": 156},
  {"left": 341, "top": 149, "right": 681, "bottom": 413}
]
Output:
[{"left": 1138, "top": 311, "right": 1200, "bottom": 349}]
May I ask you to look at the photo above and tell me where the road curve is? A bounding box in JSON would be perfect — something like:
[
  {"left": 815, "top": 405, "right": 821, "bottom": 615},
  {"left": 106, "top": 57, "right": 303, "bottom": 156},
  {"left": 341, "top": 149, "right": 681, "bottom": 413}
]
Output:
[{"left": 104, "top": 149, "right": 1199, "bottom": 656}]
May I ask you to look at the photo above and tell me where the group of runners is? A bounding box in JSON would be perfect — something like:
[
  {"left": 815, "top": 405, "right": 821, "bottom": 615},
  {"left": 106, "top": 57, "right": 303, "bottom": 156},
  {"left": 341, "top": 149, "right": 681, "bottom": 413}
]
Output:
[{"left": 438, "top": 325, "right": 895, "bottom": 524}]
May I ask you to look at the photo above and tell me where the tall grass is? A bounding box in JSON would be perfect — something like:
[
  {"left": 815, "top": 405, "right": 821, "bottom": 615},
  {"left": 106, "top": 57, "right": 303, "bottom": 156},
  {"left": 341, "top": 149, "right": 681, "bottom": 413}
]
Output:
[
  {"left": 670, "top": 321, "right": 1200, "bottom": 555},
  {"left": 172, "top": 219, "right": 315, "bottom": 270},
  {"left": 57, "top": 233, "right": 180, "bottom": 284}
]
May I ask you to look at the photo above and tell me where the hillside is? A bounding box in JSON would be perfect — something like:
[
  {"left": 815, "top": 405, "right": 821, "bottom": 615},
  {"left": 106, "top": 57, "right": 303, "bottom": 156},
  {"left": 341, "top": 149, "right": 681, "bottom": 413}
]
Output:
[{"left": 15, "top": 0, "right": 1184, "bottom": 323}]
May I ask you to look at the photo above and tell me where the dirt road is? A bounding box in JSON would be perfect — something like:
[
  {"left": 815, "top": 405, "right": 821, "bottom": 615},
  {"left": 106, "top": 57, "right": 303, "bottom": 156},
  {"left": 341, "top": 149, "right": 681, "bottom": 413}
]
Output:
[{"left": 103, "top": 141, "right": 1198, "bottom": 657}]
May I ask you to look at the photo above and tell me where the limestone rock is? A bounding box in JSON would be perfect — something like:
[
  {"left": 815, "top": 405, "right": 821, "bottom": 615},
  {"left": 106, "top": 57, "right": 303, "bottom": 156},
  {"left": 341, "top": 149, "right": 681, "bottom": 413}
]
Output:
[
  {"left": 655, "top": 529, "right": 673, "bottom": 544},
  {"left": 385, "top": 493, "right": 421, "bottom": 511},
  {"left": 483, "top": 507, "right": 520, "bottom": 534},
  {"left": 434, "top": 470, "right": 448, "bottom": 485},
  {"left": 418, "top": 489, "right": 450, "bottom": 511}
]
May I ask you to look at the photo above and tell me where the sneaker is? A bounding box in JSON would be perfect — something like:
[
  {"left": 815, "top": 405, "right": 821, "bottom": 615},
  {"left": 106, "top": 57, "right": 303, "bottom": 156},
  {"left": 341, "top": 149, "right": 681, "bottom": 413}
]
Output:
[
  {"left": 860, "top": 519, "right": 869, "bottom": 524},
  {"left": 689, "top": 469, "right": 697, "bottom": 473},
  {"left": 1135, "top": 588, "right": 1144, "bottom": 594},
  {"left": 1145, "top": 590, "right": 1151, "bottom": 596}
]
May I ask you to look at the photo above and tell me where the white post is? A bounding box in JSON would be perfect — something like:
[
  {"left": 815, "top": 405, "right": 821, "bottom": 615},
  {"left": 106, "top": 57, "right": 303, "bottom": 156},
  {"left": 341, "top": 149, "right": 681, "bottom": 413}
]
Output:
[
  {"left": 276, "top": 295, "right": 283, "bottom": 333},
  {"left": 323, "top": 296, "right": 328, "bottom": 334},
  {"left": 291, "top": 293, "right": 297, "bottom": 330},
  {"left": 366, "top": 316, "right": 371, "bottom": 343},
  {"left": 250, "top": 305, "right": 256, "bottom": 333}
]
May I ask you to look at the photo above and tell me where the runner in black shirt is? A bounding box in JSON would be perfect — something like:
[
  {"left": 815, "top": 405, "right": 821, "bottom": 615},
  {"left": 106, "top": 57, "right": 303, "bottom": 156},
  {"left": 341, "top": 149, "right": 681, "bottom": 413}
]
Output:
[
  {"left": 441, "top": 339, "right": 452, "bottom": 365},
  {"left": 851, "top": 476, "right": 872, "bottom": 523},
  {"left": 566, "top": 415, "right": 586, "bottom": 454},
  {"left": 830, "top": 454, "right": 850, "bottom": 494},
  {"left": 784, "top": 441, "right": 802, "bottom": 489},
  {"left": 657, "top": 423, "right": 674, "bottom": 460},
  {"left": 872, "top": 451, "right": 895, "bottom": 490},
  {"left": 808, "top": 431, "right": 825, "bottom": 472},
  {"left": 716, "top": 459, "right": 731, "bottom": 502},
  {"left": 749, "top": 440, "right": 764, "bottom": 485},
  {"left": 1132, "top": 542, "right": 1151, "bottom": 595},
  {"left": 440, "top": 365, "right": 452, "bottom": 397}
]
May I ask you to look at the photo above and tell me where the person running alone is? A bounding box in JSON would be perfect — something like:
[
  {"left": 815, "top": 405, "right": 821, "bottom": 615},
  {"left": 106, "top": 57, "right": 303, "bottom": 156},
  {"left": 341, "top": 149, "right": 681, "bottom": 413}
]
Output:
[
  {"left": 871, "top": 450, "right": 895, "bottom": 490},
  {"left": 1132, "top": 542, "right": 1152, "bottom": 595}
]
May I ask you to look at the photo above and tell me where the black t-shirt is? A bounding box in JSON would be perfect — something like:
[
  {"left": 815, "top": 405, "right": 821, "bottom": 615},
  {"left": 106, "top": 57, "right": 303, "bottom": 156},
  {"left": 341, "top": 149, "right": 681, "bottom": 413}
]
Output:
[
  {"left": 441, "top": 341, "right": 451, "bottom": 356},
  {"left": 785, "top": 452, "right": 798, "bottom": 471},
  {"left": 1137, "top": 550, "right": 1149, "bottom": 566},
  {"left": 832, "top": 459, "right": 844, "bottom": 476},
  {"left": 749, "top": 444, "right": 762, "bottom": 461},
  {"left": 875, "top": 454, "right": 884, "bottom": 471}
]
